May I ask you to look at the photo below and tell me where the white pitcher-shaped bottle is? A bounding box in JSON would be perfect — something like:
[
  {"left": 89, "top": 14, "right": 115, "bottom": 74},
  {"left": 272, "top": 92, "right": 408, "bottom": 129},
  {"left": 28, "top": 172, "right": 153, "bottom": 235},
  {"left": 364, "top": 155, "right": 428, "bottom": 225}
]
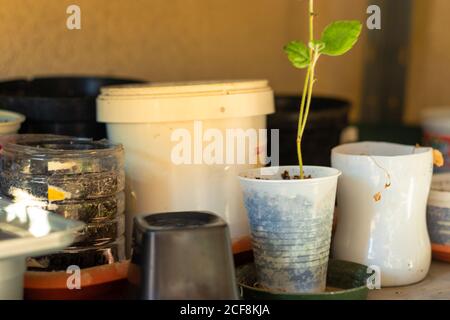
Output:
[{"left": 331, "top": 142, "right": 433, "bottom": 286}]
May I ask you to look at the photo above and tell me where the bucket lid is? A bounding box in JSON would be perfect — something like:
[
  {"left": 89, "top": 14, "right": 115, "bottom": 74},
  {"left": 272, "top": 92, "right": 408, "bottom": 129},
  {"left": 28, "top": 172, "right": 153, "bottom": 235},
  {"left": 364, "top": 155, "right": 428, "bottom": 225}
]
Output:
[{"left": 97, "top": 80, "right": 274, "bottom": 123}]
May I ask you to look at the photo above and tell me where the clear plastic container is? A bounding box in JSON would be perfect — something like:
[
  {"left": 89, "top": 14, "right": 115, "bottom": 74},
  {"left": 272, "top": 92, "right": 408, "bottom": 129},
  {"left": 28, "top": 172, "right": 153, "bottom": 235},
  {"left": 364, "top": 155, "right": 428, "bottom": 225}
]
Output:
[
  {"left": 0, "top": 135, "right": 124, "bottom": 201},
  {"left": 46, "top": 192, "right": 125, "bottom": 222},
  {"left": 0, "top": 134, "right": 124, "bottom": 175},
  {"left": 74, "top": 214, "right": 125, "bottom": 245},
  {"left": 0, "top": 170, "right": 125, "bottom": 201},
  {"left": 0, "top": 134, "right": 126, "bottom": 272}
]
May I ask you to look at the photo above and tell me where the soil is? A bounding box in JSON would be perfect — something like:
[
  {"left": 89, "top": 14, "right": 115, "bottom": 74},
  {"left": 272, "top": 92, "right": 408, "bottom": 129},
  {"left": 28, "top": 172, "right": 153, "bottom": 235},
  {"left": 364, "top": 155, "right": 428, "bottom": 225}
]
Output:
[
  {"left": 73, "top": 214, "right": 125, "bottom": 245},
  {"left": 46, "top": 192, "right": 125, "bottom": 223},
  {"left": 252, "top": 170, "right": 312, "bottom": 180},
  {"left": 0, "top": 170, "right": 125, "bottom": 201},
  {"left": 281, "top": 170, "right": 311, "bottom": 180}
]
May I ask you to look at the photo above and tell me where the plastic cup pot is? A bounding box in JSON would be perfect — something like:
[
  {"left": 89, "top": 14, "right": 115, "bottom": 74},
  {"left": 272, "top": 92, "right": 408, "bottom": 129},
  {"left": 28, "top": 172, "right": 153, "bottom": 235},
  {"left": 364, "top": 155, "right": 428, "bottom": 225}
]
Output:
[
  {"left": 238, "top": 166, "right": 340, "bottom": 293},
  {"left": 331, "top": 142, "right": 433, "bottom": 287}
]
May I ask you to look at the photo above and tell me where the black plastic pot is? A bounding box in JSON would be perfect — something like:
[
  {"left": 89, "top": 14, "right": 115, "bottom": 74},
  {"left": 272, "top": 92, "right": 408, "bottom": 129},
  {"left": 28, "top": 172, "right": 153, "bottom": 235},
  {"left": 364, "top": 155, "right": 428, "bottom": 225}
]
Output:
[
  {"left": 0, "top": 76, "right": 144, "bottom": 139},
  {"left": 268, "top": 96, "right": 350, "bottom": 167},
  {"left": 128, "top": 211, "right": 238, "bottom": 300}
]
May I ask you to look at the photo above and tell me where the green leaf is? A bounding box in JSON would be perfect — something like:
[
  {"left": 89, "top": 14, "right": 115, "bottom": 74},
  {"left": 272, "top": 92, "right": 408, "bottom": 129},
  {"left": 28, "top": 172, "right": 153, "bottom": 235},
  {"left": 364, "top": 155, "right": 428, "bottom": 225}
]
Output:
[
  {"left": 283, "top": 41, "right": 310, "bottom": 69},
  {"left": 320, "top": 20, "right": 362, "bottom": 56}
]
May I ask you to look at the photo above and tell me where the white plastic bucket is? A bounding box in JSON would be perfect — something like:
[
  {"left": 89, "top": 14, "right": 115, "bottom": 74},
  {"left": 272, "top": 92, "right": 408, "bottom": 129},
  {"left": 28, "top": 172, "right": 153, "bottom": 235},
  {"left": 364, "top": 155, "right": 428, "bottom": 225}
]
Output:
[
  {"left": 97, "top": 80, "right": 274, "bottom": 253},
  {"left": 238, "top": 166, "right": 340, "bottom": 293},
  {"left": 332, "top": 142, "right": 433, "bottom": 287},
  {"left": 0, "top": 110, "right": 25, "bottom": 135},
  {"left": 422, "top": 107, "right": 450, "bottom": 173}
]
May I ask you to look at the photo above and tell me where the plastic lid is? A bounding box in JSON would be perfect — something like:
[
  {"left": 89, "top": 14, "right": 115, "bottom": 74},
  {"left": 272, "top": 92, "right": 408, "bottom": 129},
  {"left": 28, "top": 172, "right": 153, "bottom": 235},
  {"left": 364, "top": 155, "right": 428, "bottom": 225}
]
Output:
[{"left": 97, "top": 80, "right": 274, "bottom": 123}]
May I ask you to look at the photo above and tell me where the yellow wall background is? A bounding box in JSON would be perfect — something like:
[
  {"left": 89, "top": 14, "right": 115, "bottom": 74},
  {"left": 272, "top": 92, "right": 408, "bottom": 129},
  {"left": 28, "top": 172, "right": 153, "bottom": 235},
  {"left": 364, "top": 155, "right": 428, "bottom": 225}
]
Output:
[
  {"left": 404, "top": 0, "right": 450, "bottom": 124},
  {"left": 0, "top": 0, "right": 447, "bottom": 124}
]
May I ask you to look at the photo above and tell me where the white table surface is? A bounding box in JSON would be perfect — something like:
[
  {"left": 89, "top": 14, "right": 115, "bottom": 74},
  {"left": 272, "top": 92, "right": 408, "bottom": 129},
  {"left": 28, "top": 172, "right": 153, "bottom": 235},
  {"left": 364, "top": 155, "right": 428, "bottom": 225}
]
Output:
[{"left": 368, "top": 261, "right": 450, "bottom": 300}]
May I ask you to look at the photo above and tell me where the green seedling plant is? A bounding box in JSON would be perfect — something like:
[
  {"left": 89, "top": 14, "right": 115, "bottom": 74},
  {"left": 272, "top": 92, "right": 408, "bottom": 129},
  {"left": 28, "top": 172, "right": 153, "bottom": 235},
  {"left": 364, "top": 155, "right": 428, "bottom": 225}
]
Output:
[{"left": 284, "top": 0, "right": 362, "bottom": 179}]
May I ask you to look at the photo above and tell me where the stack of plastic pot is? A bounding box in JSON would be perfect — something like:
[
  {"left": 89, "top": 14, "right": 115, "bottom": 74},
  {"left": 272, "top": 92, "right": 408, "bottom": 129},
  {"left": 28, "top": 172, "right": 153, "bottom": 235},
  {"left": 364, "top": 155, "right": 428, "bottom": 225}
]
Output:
[
  {"left": 0, "top": 76, "right": 144, "bottom": 139},
  {"left": 0, "top": 134, "right": 126, "bottom": 271}
]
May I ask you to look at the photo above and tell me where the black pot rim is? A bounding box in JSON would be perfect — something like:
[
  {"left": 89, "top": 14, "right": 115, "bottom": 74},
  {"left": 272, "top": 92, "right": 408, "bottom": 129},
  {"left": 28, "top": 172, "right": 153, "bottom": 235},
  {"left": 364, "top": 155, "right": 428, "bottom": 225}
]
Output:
[
  {"left": 0, "top": 76, "right": 145, "bottom": 99},
  {"left": 0, "top": 76, "right": 145, "bottom": 122}
]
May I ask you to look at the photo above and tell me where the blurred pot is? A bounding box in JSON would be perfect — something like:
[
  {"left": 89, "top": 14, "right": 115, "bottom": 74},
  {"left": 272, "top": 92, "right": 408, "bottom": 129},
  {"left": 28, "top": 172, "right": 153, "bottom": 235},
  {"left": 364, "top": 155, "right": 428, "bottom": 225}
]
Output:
[
  {"left": 0, "top": 76, "right": 143, "bottom": 139},
  {"left": 268, "top": 96, "right": 350, "bottom": 166},
  {"left": 24, "top": 261, "right": 129, "bottom": 300},
  {"left": 422, "top": 107, "right": 450, "bottom": 173},
  {"left": 427, "top": 173, "right": 450, "bottom": 262},
  {"left": 0, "top": 110, "right": 25, "bottom": 135}
]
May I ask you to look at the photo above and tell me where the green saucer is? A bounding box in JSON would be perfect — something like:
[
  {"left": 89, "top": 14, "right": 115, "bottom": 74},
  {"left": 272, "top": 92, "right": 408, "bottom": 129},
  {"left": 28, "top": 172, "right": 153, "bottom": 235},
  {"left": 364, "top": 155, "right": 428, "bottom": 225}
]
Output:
[{"left": 236, "top": 259, "right": 373, "bottom": 300}]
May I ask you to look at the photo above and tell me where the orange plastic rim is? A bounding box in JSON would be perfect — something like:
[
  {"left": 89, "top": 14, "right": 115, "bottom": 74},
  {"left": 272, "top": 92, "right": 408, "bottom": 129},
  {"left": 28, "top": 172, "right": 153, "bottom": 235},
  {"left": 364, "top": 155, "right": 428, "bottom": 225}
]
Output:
[
  {"left": 432, "top": 243, "right": 450, "bottom": 263},
  {"left": 232, "top": 236, "right": 252, "bottom": 254},
  {"left": 24, "top": 261, "right": 129, "bottom": 289},
  {"left": 25, "top": 237, "right": 251, "bottom": 290}
]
